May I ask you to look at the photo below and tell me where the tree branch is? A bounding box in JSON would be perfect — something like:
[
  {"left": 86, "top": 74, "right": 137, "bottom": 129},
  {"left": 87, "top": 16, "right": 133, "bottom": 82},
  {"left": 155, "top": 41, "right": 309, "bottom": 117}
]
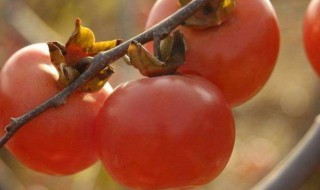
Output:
[
  {"left": 0, "top": 0, "right": 212, "bottom": 148},
  {"left": 252, "top": 115, "right": 320, "bottom": 190}
]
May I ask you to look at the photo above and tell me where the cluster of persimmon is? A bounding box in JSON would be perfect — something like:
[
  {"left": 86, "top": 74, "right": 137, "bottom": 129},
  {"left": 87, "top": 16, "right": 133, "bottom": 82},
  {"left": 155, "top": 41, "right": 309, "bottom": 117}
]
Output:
[{"left": 0, "top": 0, "right": 283, "bottom": 189}]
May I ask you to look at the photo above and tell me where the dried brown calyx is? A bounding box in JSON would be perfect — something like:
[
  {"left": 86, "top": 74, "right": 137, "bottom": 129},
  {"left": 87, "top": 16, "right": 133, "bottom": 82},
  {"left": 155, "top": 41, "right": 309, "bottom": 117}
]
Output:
[{"left": 48, "top": 18, "right": 121, "bottom": 92}]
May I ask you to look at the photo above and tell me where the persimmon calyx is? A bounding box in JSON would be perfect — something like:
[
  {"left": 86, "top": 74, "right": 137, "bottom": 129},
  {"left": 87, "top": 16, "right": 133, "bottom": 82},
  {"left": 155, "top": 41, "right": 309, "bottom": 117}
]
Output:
[
  {"left": 125, "top": 30, "right": 186, "bottom": 77},
  {"left": 179, "top": 0, "right": 236, "bottom": 29},
  {"left": 47, "top": 18, "right": 121, "bottom": 92}
]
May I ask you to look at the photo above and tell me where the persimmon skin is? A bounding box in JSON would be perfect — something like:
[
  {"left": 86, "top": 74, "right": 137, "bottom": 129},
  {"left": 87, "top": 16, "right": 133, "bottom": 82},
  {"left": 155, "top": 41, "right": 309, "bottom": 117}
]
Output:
[
  {"left": 0, "top": 43, "right": 113, "bottom": 175},
  {"left": 145, "top": 0, "right": 280, "bottom": 106},
  {"left": 95, "top": 75, "right": 235, "bottom": 190},
  {"left": 303, "top": 0, "right": 320, "bottom": 77}
]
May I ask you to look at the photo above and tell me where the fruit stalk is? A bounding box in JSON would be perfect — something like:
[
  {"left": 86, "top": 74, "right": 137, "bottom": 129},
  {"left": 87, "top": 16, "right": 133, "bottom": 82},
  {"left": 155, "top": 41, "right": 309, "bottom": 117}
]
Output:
[{"left": 0, "top": 0, "right": 213, "bottom": 148}]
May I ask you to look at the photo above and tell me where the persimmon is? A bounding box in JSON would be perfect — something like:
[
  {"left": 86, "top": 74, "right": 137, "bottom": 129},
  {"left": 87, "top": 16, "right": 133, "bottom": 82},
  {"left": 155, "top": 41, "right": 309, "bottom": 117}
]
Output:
[
  {"left": 145, "top": 0, "right": 280, "bottom": 106},
  {"left": 94, "top": 75, "right": 235, "bottom": 189},
  {"left": 0, "top": 43, "right": 113, "bottom": 175}
]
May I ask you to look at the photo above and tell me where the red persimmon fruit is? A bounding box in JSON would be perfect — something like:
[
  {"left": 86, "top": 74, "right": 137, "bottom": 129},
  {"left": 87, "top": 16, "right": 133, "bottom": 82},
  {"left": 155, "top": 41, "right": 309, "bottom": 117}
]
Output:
[
  {"left": 0, "top": 43, "right": 113, "bottom": 175},
  {"left": 145, "top": 0, "right": 280, "bottom": 106},
  {"left": 303, "top": 0, "right": 320, "bottom": 76},
  {"left": 94, "top": 75, "right": 235, "bottom": 190}
]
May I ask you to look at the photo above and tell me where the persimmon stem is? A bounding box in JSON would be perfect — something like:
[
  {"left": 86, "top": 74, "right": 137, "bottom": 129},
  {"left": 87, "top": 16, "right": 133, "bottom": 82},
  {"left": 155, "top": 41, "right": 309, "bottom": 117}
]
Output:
[{"left": 0, "top": 0, "right": 213, "bottom": 148}]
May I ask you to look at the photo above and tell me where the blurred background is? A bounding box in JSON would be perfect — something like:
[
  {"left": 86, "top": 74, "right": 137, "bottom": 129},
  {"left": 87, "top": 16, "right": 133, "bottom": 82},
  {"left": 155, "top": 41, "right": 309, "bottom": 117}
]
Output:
[{"left": 0, "top": 0, "right": 320, "bottom": 189}]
